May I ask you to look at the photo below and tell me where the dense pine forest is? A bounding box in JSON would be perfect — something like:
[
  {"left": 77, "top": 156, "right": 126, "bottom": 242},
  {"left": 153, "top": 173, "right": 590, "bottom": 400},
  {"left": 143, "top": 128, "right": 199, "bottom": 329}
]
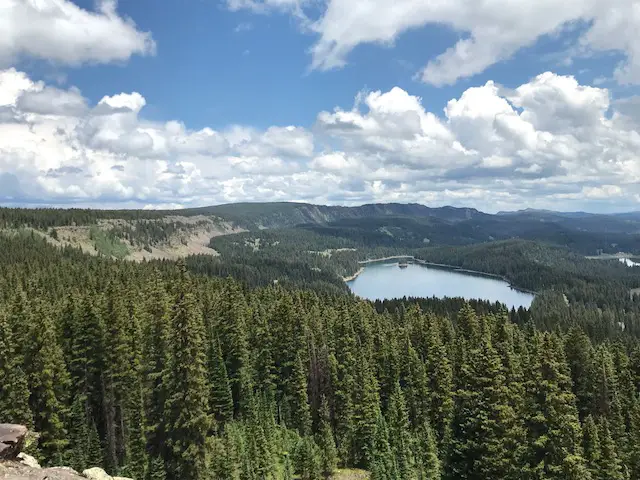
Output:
[{"left": 2, "top": 221, "right": 640, "bottom": 479}]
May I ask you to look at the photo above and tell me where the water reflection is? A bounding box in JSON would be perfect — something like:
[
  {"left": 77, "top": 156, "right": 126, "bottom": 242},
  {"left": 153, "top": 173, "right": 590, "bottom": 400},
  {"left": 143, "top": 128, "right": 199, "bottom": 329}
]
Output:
[{"left": 346, "top": 261, "right": 534, "bottom": 309}]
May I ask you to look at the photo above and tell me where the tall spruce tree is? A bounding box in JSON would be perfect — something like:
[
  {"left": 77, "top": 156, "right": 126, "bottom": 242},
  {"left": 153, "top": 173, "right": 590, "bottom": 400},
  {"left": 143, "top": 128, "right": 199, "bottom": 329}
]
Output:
[
  {"left": 163, "top": 265, "right": 212, "bottom": 480},
  {"left": 141, "top": 274, "right": 170, "bottom": 466},
  {"left": 209, "top": 334, "right": 235, "bottom": 425},
  {"left": 447, "top": 319, "right": 523, "bottom": 480},
  {"left": 582, "top": 415, "right": 601, "bottom": 479},
  {"left": 524, "top": 332, "right": 590, "bottom": 479},
  {"left": 415, "top": 418, "right": 441, "bottom": 480},
  {"left": 0, "top": 310, "right": 32, "bottom": 426},
  {"left": 317, "top": 395, "right": 338, "bottom": 477},
  {"left": 596, "top": 417, "right": 625, "bottom": 480},
  {"left": 386, "top": 383, "right": 415, "bottom": 479},
  {"left": 26, "top": 299, "right": 70, "bottom": 466}
]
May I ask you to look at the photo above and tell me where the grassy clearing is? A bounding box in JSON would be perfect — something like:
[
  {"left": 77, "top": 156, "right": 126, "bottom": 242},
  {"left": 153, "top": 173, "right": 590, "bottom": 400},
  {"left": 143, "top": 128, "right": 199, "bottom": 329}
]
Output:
[
  {"left": 89, "top": 226, "right": 129, "bottom": 259},
  {"left": 329, "top": 469, "right": 370, "bottom": 479}
]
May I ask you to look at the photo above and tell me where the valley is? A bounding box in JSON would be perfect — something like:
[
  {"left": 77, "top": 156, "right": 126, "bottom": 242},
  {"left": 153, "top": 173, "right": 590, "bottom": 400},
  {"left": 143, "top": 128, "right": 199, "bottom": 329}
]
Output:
[{"left": 2, "top": 201, "right": 640, "bottom": 480}]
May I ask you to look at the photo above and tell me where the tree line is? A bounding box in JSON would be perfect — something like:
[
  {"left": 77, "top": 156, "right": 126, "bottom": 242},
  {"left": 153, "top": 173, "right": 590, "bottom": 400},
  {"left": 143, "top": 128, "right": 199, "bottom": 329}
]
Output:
[{"left": 2, "top": 232, "right": 640, "bottom": 479}]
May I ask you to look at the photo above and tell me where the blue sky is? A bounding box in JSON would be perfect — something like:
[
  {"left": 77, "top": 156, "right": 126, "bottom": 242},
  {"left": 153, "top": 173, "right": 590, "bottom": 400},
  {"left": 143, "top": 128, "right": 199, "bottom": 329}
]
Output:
[
  {"left": 1, "top": 0, "right": 640, "bottom": 212},
  {"left": 21, "top": 0, "right": 629, "bottom": 129}
]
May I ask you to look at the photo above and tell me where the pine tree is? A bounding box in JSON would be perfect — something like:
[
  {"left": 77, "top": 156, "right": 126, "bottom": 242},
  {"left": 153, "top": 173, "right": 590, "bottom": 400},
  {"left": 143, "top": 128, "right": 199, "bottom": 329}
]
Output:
[
  {"left": 209, "top": 334, "right": 234, "bottom": 425},
  {"left": 101, "top": 284, "right": 136, "bottom": 472},
  {"left": 399, "top": 333, "right": 430, "bottom": 428},
  {"left": 448, "top": 323, "right": 523, "bottom": 480},
  {"left": 290, "top": 352, "right": 312, "bottom": 436},
  {"left": 596, "top": 417, "right": 625, "bottom": 480},
  {"left": 68, "top": 394, "right": 101, "bottom": 471},
  {"left": 352, "top": 348, "right": 380, "bottom": 467},
  {"left": 294, "top": 436, "right": 322, "bottom": 480},
  {"left": 415, "top": 419, "right": 441, "bottom": 480},
  {"left": 141, "top": 275, "right": 170, "bottom": 463},
  {"left": 26, "top": 299, "right": 70, "bottom": 466},
  {"left": 317, "top": 396, "right": 338, "bottom": 477},
  {"left": 524, "top": 332, "right": 590, "bottom": 479},
  {"left": 370, "top": 413, "right": 398, "bottom": 480},
  {"left": 245, "top": 394, "right": 275, "bottom": 479},
  {"left": 0, "top": 310, "right": 32, "bottom": 426},
  {"left": 626, "top": 401, "right": 640, "bottom": 479},
  {"left": 69, "top": 295, "right": 104, "bottom": 428},
  {"left": 163, "top": 265, "right": 212, "bottom": 480},
  {"left": 423, "top": 314, "right": 453, "bottom": 452},
  {"left": 146, "top": 456, "right": 167, "bottom": 480},
  {"left": 217, "top": 279, "right": 252, "bottom": 416},
  {"left": 386, "top": 383, "right": 415, "bottom": 479},
  {"left": 565, "top": 327, "right": 596, "bottom": 418},
  {"left": 582, "top": 415, "right": 600, "bottom": 479},
  {"left": 283, "top": 452, "right": 294, "bottom": 480},
  {"left": 331, "top": 304, "right": 357, "bottom": 465}
]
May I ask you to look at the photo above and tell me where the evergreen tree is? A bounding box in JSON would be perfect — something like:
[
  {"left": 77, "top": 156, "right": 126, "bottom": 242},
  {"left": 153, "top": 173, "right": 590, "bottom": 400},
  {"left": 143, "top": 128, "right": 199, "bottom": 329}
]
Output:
[
  {"left": 0, "top": 310, "right": 32, "bottom": 426},
  {"left": 596, "top": 417, "right": 625, "bottom": 480},
  {"left": 217, "top": 279, "right": 252, "bottom": 416},
  {"left": 146, "top": 456, "right": 167, "bottom": 480},
  {"left": 582, "top": 415, "right": 600, "bottom": 479},
  {"left": 448, "top": 321, "right": 523, "bottom": 480},
  {"left": 141, "top": 275, "right": 170, "bottom": 463},
  {"left": 209, "top": 334, "right": 234, "bottom": 425},
  {"left": 67, "top": 394, "right": 103, "bottom": 471},
  {"left": 352, "top": 348, "right": 380, "bottom": 467},
  {"left": 290, "top": 352, "right": 312, "bottom": 436},
  {"left": 163, "top": 265, "right": 212, "bottom": 480},
  {"left": 26, "top": 300, "right": 70, "bottom": 466},
  {"left": 524, "top": 332, "right": 590, "bottom": 479},
  {"left": 294, "top": 436, "right": 322, "bottom": 480},
  {"left": 370, "top": 413, "right": 398, "bottom": 480},
  {"left": 386, "top": 383, "right": 415, "bottom": 479},
  {"left": 415, "top": 419, "right": 441, "bottom": 480},
  {"left": 423, "top": 314, "right": 453, "bottom": 452},
  {"left": 317, "top": 396, "right": 338, "bottom": 477}
]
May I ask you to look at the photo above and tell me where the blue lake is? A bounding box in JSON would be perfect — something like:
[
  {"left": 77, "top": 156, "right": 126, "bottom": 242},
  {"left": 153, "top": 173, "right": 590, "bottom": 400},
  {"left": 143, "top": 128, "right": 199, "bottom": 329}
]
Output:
[{"left": 346, "top": 261, "right": 534, "bottom": 309}]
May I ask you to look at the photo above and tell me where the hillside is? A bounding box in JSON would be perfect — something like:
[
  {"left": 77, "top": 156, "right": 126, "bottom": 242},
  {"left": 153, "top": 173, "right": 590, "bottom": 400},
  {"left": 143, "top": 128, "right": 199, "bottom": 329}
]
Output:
[
  {"left": 2, "top": 203, "right": 640, "bottom": 263},
  {"left": 3, "top": 226, "right": 640, "bottom": 478}
]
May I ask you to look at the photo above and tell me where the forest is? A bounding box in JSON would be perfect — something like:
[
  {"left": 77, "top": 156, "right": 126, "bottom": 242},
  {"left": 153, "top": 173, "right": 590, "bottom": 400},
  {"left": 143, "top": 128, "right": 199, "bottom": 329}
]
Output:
[
  {"left": 2, "top": 202, "right": 640, "bottom": 256},
  {"left": 2, "top": 222, "right": 640, "bottom": 480}
]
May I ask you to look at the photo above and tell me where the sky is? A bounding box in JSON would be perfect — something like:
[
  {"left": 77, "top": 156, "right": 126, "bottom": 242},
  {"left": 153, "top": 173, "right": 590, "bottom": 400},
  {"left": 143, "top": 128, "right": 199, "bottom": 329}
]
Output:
[{"left": 1, "top": 0, "right": 640, "bottom": 213}]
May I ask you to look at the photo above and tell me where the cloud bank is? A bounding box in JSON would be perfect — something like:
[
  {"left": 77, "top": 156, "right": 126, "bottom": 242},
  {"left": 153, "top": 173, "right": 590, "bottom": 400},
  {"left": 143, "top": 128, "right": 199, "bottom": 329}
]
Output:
[
  {"left": 0, "top": 67, "right": 639, "bottom": 212},
  {"left": 230, "top": 0, "right": 640, "bottom": 86},
  {"left": 0, "top": 0, "right": 155, "bottom": 67}
]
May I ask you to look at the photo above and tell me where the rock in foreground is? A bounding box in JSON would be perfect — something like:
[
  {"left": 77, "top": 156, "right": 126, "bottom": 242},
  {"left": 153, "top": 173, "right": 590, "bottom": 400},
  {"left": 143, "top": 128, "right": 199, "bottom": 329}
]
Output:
[
  {"left": 0, "top": 425, "right": 132, "bottom": 480},
  {"left": 0, "top": 425, "right": 27, "bottom": 460}
]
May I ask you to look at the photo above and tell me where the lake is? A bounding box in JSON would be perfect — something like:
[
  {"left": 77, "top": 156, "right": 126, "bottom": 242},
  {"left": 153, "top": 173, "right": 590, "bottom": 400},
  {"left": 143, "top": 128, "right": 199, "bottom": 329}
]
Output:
[{"left": 346, "top": 261, "right": 534, "bottom": 309}]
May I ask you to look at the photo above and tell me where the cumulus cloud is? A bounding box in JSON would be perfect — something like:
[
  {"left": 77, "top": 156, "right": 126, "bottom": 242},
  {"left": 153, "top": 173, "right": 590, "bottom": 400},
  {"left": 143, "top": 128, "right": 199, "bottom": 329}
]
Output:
[
  {"left": 226, "top": 0, "right": 306, "bottom": 14},
  {"left": 1, "top": 68, "right": 639, "bottom": 212},
  {"left": 0, "top": 0, "right": 155, "bottom": 67},
  {"left": 231, "top": 0, "right": 640, "bottom": 86}
]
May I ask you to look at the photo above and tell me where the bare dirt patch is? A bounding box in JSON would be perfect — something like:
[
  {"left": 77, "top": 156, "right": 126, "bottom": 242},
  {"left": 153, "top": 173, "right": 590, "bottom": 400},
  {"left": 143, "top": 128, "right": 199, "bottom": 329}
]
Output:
[{"left": 9, "top": 216, "right": 245, "bottom": 261}]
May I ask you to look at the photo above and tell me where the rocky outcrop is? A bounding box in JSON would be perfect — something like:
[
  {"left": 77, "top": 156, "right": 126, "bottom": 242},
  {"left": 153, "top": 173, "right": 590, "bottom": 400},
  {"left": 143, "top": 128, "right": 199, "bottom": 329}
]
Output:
[
  {"left": 0, "top": 425, "right": 133, "bottom": 480},
  {"left": 0, "top": 425, "right": 27, "bottom": 460},
  {"left": 15, "top": 454, "right": 39, "bottom": 469},
  {"left": 82, "top": 468, "right": 132, "bottom": 480},
  {"left": 0, "top": 462, "right": 82, "bottom": 479}
]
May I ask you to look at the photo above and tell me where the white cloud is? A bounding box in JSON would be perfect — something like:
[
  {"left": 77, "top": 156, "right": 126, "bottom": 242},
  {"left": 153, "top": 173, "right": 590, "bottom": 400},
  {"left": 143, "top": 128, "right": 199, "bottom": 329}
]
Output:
[
  {"left": 227, "top": 0, "right": 305, "bottom": 14},
  {"left": 16, "top": 86, "right": 88, "bottom": 117},
  {"left": 234, "top": 0, "right": 640, "bottom": 86},
  {"left": 1, "top": 68, "right": 640, "bottom": 213},
  {"left": 0, "top": 0, "right": 155, "bottom": 67}
]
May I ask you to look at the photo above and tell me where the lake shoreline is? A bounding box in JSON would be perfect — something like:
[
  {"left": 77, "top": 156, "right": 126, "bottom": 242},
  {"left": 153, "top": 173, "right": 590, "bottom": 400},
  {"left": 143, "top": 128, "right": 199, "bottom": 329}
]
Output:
[
  {"left": 342, "top": 267, "right": 364, "bottom": 282},
  {"left": 345, "top": 255, "right": 537, "bottom": 295}
]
